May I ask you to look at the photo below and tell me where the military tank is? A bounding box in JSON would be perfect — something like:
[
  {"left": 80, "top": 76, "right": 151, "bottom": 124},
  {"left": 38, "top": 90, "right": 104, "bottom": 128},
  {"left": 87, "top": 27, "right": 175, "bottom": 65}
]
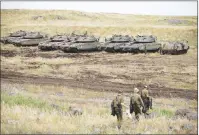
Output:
[
  {"left": 115, "top": 43, "right": 144, "bottom": 53},
  {"left": 1, "top": 30, "right": 26, "bottom": 44},
  {"left": 15, "top": 32, "right": 48, "bottom": 46},
  {"left": 1, "top": 30, "right": 48, "bottom": 46},
  {"left": 104, "top": 34, "right": 161, "bottom": 53},
  {"left": 103, "top": 35, "right": 135, "bottom": 52},
  {"left": 134, "top": 35, "right": 157, "bottom": 43},
  {"left": 61, "top": 33, "right": 101, "bottom": 53},
  {"left": 38, "top": 35, "right": 70, "bottom": 51},
  {"left": 160, "top": 41, "right": 189, "bottom": 55},
  {"left": 38, "top": 32, "right": 92, "bottom": 51},
  {"left": 132, "top": 35, "right": 161, "bottom": 53}
]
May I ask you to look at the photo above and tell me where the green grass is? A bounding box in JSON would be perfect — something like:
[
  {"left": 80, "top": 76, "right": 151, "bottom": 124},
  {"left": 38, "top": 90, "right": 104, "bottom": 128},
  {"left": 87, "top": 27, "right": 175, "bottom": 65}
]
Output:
[
  {"left": 152, "top": 108, "right": 174, "bottom": 118},
  {"left": 160, "top": 109, "right": 174, "bottom": 117},
  {"left": 1, "top": 92, "right": 67, "bottom": 112},
  {"left": 2, "top": 92, "right": 50, "bottom": 110}
]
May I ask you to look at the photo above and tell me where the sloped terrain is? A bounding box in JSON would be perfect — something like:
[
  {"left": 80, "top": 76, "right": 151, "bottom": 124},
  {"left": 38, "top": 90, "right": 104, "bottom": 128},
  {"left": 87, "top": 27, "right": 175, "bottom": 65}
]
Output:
[{"left": 0, "top": 9, "right": 197, "bottom": 134}]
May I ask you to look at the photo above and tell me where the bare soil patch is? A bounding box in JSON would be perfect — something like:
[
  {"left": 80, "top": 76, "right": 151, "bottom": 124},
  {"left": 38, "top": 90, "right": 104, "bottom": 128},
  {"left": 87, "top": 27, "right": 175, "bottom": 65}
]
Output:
[
  {"left": 1, "top": 46, "right": 197, "bottom": 100},
  {"left": 1, "top": 71, "right": 197, "bottom": 100}
]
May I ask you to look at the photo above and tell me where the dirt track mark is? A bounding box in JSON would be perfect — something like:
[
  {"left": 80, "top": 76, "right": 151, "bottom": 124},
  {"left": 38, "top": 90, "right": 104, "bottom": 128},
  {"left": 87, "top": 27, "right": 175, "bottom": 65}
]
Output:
[
  {"left": 1, "top": 71, "right": 197, "bottom": 100},
  {"left": 1, "top": 47, "right": 93, "bottom": 58},
  {"left": 1, "top": 50, "right": 18, "bottom": 57}
]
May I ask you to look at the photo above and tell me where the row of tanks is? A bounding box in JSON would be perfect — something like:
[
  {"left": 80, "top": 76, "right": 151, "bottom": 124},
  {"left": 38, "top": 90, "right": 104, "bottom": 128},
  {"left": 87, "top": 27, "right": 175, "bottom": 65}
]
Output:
[
  {"left": 103, "top": 35, "right": 161, "bottom": 53},
  {"left": 1, "top": 30, "right": 48, "bottom": 46},
  {"left": 1, "top": 30, "right": 189, "bottom": 55},
  {"left": 38, "top": 32, "right": 102, "bottom": 53}
]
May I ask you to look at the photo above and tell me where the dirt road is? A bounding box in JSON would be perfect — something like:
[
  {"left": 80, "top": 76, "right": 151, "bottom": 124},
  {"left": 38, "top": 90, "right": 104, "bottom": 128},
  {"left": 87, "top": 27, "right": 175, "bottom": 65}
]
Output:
[{"left": 1, "top": 71, "right": 197, "bottom": 100}]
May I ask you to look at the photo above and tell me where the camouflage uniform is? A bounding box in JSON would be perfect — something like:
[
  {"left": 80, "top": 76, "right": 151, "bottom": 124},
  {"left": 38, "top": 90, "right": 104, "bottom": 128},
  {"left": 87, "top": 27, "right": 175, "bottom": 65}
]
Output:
[
  {"left": 141, "top": 86, "right": 152, "bottom": 117},
  {"left": 130, "top": 88, "right": 145, "bottom": 121},
  {"left": 111, "top": 92, "right": 124, "bottom": 129}
]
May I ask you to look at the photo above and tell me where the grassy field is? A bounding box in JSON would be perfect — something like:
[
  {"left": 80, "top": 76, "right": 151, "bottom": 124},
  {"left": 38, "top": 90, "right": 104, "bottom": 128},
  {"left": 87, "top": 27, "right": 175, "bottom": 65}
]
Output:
[
  {"left": 1, "top": 9, "right": 198, "bottom": 134},
  {"left": 1, "top": 82, "right": 197, "bottom": 134}
]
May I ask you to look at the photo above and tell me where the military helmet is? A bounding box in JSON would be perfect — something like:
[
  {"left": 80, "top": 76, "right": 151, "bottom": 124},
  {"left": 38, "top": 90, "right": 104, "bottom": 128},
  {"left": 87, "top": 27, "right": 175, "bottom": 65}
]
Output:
[{"left": 134, "top": 88, "right": 139, "bottom": 93}]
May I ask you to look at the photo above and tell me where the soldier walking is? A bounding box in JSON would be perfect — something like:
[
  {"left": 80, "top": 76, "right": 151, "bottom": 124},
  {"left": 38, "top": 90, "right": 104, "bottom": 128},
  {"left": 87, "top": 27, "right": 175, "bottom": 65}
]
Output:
[
  {"left": 141, "top": 85, "right": 153, "bottom": 117},
  {"left": 130, "top": 88, "right": 145, "bottom": 121},
  {"left": 111, "top": 90, "right": 127, "bottom": 129}
]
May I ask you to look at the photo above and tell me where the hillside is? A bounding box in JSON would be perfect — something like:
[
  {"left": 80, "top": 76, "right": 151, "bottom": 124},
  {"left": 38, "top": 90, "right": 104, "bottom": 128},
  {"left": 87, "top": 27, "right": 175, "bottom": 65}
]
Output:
[
  {"left": 1, "top": 9, "right": 198, "bottom": 134},
  {"left": 1, "top": 9, "right": 197, "bottom": 48}
]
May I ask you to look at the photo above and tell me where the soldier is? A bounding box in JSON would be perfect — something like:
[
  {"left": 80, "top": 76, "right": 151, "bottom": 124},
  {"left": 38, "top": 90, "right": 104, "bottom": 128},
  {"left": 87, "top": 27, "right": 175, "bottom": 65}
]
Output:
[
  {"left": 141, "top": 86, "right": 153, "bottom": 117},
  {"left": 111, "top": 90, "right": 127, "bottom": 129},
  {"left": 130, "top": 88, "right": 145, "bottom": 121}
]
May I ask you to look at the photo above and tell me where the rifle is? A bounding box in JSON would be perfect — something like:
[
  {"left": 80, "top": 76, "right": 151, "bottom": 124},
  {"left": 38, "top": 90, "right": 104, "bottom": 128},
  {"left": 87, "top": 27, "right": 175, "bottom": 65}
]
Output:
[
  {"left": 142, "top": 97, "right": 153, "bottom": 112},
  {"left": 150, "top": 98, "right": 152, "bottom": 109},
  {"left": 111, "top": 100, "right": 116, "bottom": 116},
  {"left": 129, "top": 98, "right": 134, "bottom": 114},
  {"left": 130, "top": 104, "right": 134, "bottom": 114}
]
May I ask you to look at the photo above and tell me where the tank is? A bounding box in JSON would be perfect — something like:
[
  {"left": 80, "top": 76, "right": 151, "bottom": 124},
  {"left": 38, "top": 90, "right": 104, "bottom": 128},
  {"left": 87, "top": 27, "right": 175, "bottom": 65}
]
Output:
[
  {"left": 14, "top": 32, "right": 48, "bottom": 46},
  {"left": 50, "top": 35, "right": 69, "bottom": 42},
  {"left": 9, "top": 30, "right": 27, "bottom": 37},
  {"left": 134, "top": 35, "right": 157, "bottom": 43},
  {"left": 1, "top": 37, "right": 23, "bottom": 44},
  {"left": 104, "top": 35, "right": 135, "bottom": 52},
  {"left": 61, "top": 33, "right": 101, "bottom": 53},
  {"left": 38, "top": 35, "right": 70, "bottom": 51},
  {"left": 1, "top": 30, "right": 48, "bottom": 46},
  {"left": 137, "top": 43, "right": 161, "bottom": 52},
  {"left": 133, "top": 35, "right": 160, "bottom": 53},
  {"left": 160, "top": 41, "right": 189, "bottom": 55},
  {"left": 104, "top": 35, "right": 161, "bottom": 53},
  {"left": 38, "top": 40, "right": 70, "bottom": 51},
  {"left": 0, "top": 30, "right": 26, "bottom": 44},
  {"left": 106, "top": 35, "right": 133, "bottom": 43},
  {"left": 116, "top": 43, "right": 144, "bottom": 53}
]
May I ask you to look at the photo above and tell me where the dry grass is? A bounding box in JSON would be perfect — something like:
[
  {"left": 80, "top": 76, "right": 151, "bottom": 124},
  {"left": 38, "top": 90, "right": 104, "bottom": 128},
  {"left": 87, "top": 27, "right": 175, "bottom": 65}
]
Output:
[
  {"left": 1, "top": 82, "right": 197, "bottom": 134},
  {"left": 1, "top": 56, "right": 76, "bottom": 76},
  {"left": 1, "top": 52, "right": 197, "bottom": 90},
  {"left": 1, "top": 9, "right": 198, "bottom": 134},
  {"left": 1, "top": 9, "right": 196, "bottom": 25},
  {"left": 24, "top": 57, "right": 74, "bottom": 65},
  {"left": 1, "top": 43, "right": 20, "bottom": 51}
]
